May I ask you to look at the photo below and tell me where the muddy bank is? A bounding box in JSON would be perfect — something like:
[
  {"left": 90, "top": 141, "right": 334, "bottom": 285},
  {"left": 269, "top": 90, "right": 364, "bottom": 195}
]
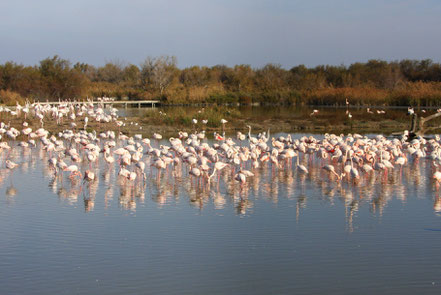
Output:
[{"left": 0, "top": 109, "right": 414, "bottom": 140}]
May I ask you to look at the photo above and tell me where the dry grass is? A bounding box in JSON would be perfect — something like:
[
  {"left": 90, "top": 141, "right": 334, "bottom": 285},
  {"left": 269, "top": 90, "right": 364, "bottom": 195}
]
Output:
[
  {"left": 389, "top": 82, "right": 441, "bottom": 106},
  {"left": 164, "top": 84, "right": 226, "bottom": 103},
  {"left": 303, "top": 87, "right": 389, "bottom": 106},
  {"left": 301, "top": 83, "right": 441, "bottom": 107},
  {"left": 0, "top": 90, "right": 26, "bottom": 106},
  {"left": 81, "top": 81, "right": 441, "bottom": 107}
]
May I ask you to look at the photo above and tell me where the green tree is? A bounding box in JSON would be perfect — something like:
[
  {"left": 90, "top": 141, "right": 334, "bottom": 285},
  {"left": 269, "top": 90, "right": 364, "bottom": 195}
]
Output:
[
  {"left": 39, "top": 55, "right": 87, "bottom": 99},
  {"left": 122, "top": 64, "right": 141, "bottom": 86},
  {"left": 96, "top": 62, "right": 124, "bottom": 84}
]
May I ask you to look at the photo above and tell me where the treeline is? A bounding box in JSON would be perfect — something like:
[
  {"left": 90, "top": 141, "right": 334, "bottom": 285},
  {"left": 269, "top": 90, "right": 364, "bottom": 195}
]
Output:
[{"left": 1, "top": 55, "right": 441, "bottom": 106}]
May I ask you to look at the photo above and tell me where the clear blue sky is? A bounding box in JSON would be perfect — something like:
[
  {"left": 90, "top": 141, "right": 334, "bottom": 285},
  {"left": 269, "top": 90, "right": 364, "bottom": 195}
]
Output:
[{"left": 1, "top": 0, "right": 440, "bottom": 68}]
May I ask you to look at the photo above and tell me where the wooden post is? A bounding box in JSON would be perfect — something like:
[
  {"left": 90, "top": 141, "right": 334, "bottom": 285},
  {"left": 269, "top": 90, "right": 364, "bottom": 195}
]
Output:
[
  {"left": 410, "top": 113, "right": 417, "bottom": 134},
  {"left": 409, "top": 111, "right": 441, "bottom": 140}
]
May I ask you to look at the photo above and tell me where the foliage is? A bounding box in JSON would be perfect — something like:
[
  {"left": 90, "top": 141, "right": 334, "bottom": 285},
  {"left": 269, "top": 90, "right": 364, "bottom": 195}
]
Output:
[
  {"left": 0, "top": 90, "right": 26, "bottom": 105},
  {"left": 2, "top": 56, "right": 441, "bottom": 106},
  {"left": 39, "top": 55, "right": 88, "bottom": 99}
]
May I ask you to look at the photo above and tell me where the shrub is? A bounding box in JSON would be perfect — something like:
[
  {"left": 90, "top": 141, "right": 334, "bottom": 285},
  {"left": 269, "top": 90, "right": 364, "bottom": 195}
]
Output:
[
  {"left": 207, "top": 93, "right": 239, "bottom": 104},
  {"left": 238, "top": 94, "right": 252, "bottom": 104},
  {"left": 0, "top": 90, "right": 26, "bottom": 105}
]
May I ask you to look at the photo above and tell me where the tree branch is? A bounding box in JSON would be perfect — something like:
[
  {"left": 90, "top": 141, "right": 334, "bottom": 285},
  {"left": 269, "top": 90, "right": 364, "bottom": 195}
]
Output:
[
  {"left": 422, "top": 126, "right": 441, "bottom": 133},
  {"left": 421, "top": 112, "right": 441, "bottom": 124}
]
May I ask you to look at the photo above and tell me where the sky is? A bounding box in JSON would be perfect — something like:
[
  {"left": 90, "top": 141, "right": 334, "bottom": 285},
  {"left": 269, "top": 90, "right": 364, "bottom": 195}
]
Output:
[{"left": 0, "top": 0, "right": 440, "bottom": 69}]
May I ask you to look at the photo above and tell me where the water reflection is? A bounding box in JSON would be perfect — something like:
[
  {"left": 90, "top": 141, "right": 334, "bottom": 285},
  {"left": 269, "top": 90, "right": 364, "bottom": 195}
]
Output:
[
  {"left": 434, "top": 196, "right": 441, "bottom": 213},
  {"left": 5, "top": 184, "right": 17, "bottom": 205},
  {"left": 2, "top": 134, "right": 441, "bottom": 232}
]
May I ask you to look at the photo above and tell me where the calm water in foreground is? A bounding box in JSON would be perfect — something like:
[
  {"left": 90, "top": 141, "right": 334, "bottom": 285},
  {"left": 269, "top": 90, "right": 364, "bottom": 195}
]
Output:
[{"left": 1, "top": 133, "right": 441, "bottom": 294}]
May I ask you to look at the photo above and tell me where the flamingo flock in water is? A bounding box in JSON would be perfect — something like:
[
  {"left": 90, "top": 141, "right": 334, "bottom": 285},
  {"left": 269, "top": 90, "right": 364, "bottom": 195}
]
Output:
[{"left": 1, "top": 99, "right": 441, "bottom": 214}]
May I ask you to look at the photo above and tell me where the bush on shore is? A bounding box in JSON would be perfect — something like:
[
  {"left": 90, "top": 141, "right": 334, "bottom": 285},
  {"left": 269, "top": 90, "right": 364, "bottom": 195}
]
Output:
[
  {"left": 0, "top": 90, "right": 26, "bottom": 106},
  {"left": 2, "top": 56, "right": 441, "bottom": 106}
]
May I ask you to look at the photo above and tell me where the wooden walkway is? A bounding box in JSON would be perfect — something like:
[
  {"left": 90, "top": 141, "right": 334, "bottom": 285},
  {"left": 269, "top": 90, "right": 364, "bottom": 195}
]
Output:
[{"left": 35, "top": 100, "right": 160, "bottom": 108}]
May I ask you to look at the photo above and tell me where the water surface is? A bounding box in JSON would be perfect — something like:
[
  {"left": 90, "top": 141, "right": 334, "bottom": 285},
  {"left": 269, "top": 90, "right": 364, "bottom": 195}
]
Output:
[{"left": 0, "top": 134, "right": 441, "bottom": 294}]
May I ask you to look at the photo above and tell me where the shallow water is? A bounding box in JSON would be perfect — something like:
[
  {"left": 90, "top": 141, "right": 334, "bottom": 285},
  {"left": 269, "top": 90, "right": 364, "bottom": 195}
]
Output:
[
  {"left": 1, "top": 135, "right": 441, "bottom": 294},
  {"left": 121, "top": 104, "right": 414, "bottom": 137}
]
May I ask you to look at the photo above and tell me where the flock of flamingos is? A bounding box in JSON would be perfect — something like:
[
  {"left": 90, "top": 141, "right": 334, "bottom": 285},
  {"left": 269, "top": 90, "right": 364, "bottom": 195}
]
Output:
[{"left": 0, "top": 98, "right": 441, "bottom": 215}]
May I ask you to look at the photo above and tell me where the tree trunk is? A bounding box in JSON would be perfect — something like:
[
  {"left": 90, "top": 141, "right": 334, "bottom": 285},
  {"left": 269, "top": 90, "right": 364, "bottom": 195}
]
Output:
[{"left": 409, "top": 112, "right": 441, "bottom": 140}]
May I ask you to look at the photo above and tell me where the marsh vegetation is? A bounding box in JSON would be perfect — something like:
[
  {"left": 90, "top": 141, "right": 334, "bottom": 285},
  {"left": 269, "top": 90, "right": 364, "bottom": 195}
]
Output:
[{"left": 1, "top": 56, "right": 441, "bottom": 107}]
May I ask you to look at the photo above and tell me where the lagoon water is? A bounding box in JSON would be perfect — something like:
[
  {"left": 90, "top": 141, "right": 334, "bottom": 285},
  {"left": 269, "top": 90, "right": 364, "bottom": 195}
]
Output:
[{"left": 1, "top": 131, "right": 441, "bottom": 295}]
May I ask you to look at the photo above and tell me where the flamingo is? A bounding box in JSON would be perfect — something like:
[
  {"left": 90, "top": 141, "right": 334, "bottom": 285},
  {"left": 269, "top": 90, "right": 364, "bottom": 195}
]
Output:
[
  {"left": 322, "top": 164, "right": 341, "bottom": 179},
  {"left": 220, "top": 119, "right": 228, "bottom": 135},
  {"left": 234, "top": 172, "right": 246, "bottom": 184},
  {"left": 350, "top": 157, "right": 359, "bottom": 180},
  {"left": 296, "top": 156, "right": 308, "bottom": 174},
  {"left": 83, "top": 170, "right": 95, "bottom": 182},
  {"left": 6, "top": 160, "right": 18, "bottom": 170},
  {"left": 136, "top": 161, "right": 147, "bottom": 181},
  {"left": 152, "top": 158, "right": 166, "bottom": 180},
  {"left": 64, "top": 165, "right": 82, "bottom": 179},
  {"left": 209, "top": 161, "right": 228, "bottom": 183}
]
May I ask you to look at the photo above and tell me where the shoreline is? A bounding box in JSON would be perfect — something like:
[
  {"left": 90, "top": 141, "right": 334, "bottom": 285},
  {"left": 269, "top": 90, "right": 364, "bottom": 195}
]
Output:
[{"left": 0, "top": 112, "right": 413, "bottom": 140}]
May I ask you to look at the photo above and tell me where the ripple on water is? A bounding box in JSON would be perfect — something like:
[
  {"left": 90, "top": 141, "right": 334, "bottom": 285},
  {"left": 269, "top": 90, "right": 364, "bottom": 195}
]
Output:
[{"left": 1, "top": 135, "right": 441, "bottom": 294}]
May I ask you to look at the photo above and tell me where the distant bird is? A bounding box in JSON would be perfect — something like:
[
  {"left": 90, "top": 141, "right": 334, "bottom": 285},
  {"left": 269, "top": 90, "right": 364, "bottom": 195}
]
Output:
[
  {"left": 209, "top": 161, "right": 229, "bottom": 183},
  {"left": 153, "top": 133, "right": 162, "bottom": 140},
  {"left": 322, "top": 164, "right": 341, "bottom": 179},
  {"left": 189, "top": 167, "right": 202, "bottom": 178},
  {"left": 6, "top": 160, "right": 18, "bottom": 170},
  {"left": 83, "top": 170, "right": 95, "bottom": 182},
  {"left": 220, "top": 119, "right": 227, "bottom": 131},
  {"left": 237, "top": 132, "right": 246, "bottom": 141},
  {"left": 234, "top": 172, "right": 247, "bottom": 184},
  {"left": 296, "top": 156, "right": 308, "bottom": 174},
  {"left": 128, "top": 172, "right": 137, "bottom": 181},
  {"left": 152, "top": 158, "right": 166, "bottom": 179},
  {"left": 214, "top": 132, "right": 225, "bottom": 141},
  {"left": 64, "top": 165, "right": 82, "bottom": 178}
]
